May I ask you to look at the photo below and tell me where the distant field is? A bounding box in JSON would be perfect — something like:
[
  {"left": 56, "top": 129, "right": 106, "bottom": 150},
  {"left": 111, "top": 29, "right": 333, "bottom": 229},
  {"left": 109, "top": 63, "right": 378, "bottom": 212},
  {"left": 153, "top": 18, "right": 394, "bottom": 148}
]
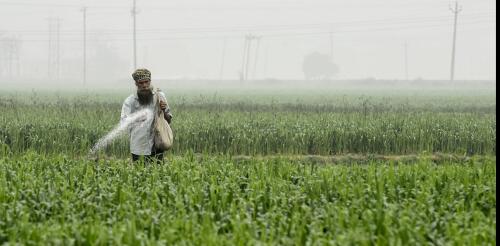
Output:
[{"left": 0, "top": 87, "right": 495, "bottom": 156}]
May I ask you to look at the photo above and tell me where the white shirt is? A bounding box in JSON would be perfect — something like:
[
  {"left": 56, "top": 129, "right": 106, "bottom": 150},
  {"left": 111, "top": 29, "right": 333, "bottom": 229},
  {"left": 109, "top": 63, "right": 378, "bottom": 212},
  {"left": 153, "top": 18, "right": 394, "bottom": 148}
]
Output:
[{"left": 120, "top": 90, "right": 168, "bottom": 155}]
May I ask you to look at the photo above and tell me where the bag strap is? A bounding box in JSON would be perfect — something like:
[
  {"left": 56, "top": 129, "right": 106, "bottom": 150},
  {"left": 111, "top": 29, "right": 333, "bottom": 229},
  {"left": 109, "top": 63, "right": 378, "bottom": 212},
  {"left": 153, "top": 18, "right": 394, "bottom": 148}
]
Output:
[{"left": 156, "top": 88, "right": 160, "bottom": 110}]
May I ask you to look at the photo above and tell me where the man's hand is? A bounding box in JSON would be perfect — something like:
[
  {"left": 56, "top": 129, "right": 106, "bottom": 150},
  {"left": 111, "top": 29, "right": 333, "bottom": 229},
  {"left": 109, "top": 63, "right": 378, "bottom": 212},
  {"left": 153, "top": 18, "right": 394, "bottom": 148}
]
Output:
[
  {"left": 160, "top": 100, "right": 167, "bottom": 110},
  {"left": 165, "top": 113, "right": 172, "bottom": 124},
  {"left": 159, "top": 100, "right": 172, "bottom": 124}
]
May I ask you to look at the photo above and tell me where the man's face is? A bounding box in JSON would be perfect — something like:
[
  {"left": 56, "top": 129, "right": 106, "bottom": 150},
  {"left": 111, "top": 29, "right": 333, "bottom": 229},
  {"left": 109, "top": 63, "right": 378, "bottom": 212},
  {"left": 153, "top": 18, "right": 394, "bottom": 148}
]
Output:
[
  {"left": 135, "top": 79, "right": 151, "bottom": 91},
  {"left": 136, "top": 79, "right": 153, "bottom": 105}
]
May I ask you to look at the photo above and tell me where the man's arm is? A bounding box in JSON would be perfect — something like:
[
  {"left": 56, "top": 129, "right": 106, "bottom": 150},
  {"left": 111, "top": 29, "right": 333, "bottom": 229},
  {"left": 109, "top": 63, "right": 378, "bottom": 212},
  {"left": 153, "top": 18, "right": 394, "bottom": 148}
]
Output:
[
  {"left": 121, "top": 97, "right": 132, "bottom": 125},
  {"left": 159, "top": 92, "right": 173, "bottom": 124}
]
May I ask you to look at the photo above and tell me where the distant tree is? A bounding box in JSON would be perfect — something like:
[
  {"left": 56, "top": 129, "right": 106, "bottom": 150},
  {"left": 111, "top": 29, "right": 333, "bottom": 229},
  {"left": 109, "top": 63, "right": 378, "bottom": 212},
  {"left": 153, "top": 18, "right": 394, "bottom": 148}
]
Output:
[
  {"left": 302, "top": 52, "right": 339, "bottom": 80},
  {"left": 87, "top": 41, "right": 128, "bottom": 82}
]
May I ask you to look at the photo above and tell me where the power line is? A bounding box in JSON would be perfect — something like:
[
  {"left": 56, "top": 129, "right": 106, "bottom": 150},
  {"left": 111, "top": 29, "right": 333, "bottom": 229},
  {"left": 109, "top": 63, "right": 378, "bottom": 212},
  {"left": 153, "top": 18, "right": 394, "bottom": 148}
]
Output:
[
  {"left": 0, "top": 0, "right": 463, "bottom": 11},
  {"left": 3, "top": 11, "right": 494, "bottom": 31},
  {"left": 0, "top": 1, "right": 129, "bottom": 9},
  {"left": 2, "top": 17, "right": 492, "bottom": 43},
  {"left": 2, "top": 12, "right": 493, "bottom": 37}
]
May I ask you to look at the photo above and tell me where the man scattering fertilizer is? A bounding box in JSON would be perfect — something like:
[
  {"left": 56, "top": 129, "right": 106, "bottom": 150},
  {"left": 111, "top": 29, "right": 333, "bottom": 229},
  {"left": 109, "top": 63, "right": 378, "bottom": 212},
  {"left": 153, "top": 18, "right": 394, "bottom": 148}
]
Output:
[{"left": 121, "top": 68, "right": 173, "bottom": 163}]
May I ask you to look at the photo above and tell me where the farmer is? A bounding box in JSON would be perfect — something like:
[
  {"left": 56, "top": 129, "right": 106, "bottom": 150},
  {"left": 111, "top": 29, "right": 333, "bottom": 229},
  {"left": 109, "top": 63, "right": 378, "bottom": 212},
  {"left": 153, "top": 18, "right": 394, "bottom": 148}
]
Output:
[{"left": 121, "top": 68, "right": 173, "bottom": 163}]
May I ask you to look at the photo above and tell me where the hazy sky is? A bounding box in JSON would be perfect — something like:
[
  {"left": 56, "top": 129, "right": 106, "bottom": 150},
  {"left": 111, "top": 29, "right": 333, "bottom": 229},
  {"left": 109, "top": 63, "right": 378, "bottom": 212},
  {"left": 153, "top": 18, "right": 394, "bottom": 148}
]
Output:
[{"left": 0, "top": 0, "right": 496, "bottom": 81}]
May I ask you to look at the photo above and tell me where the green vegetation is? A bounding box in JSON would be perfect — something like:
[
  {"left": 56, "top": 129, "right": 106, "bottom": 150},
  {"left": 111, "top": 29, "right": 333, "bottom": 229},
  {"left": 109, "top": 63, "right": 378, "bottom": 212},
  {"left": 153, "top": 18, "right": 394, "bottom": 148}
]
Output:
[
  {"left": 0, "top": 90, "right": 496, "bottom": 156},
  {"left": 0, "top": 153, "right": 495, "bottom": 245},
  {"left": 0, "top": 88, "right": 496, "bottom": 244}
]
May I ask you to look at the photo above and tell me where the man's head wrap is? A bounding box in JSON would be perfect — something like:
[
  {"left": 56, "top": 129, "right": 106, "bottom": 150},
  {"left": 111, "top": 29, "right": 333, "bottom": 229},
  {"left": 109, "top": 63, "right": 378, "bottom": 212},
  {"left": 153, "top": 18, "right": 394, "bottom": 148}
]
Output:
[{"left": 132, "top": 68, "right": 151, "bottom": 82}]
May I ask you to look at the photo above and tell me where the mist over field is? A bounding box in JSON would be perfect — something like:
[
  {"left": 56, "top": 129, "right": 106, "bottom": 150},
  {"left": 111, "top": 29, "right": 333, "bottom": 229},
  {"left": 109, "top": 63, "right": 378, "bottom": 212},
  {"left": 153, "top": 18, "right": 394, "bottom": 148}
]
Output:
[{"left": 0, "top": 0, "right": 496, "bottom": 90}]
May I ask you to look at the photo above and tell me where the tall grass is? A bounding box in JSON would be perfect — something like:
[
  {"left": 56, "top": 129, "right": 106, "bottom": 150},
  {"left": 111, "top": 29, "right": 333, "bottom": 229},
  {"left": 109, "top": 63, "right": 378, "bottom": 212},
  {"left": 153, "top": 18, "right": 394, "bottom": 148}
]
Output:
[
  {"left": 0, "top": 152, "right": 495, "bottom": 245},
  {"left": 0, "top": 92, "right": 495, "bottom": 156}
]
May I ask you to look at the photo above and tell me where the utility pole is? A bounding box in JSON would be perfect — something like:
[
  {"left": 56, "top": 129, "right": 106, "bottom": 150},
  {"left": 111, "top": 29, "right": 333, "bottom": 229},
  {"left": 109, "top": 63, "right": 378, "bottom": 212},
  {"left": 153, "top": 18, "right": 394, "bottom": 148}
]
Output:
[
  {"left": 240, "top": 34, "right": 262, "bottom": 81},
  {"left": 82, "top": 7, "right": 87, "bottom": 85},
  {"left": 244, "top": 35, "right": 253, "bottom": 81},
  {"left": 132, "top": 0, "right": 137, "bottom": 70},
  {"left": 242, "top": 34, "right": 254, "bottom": 81},
  {"left": 449, "top": 1, "right": 462, "bottom": 82}
]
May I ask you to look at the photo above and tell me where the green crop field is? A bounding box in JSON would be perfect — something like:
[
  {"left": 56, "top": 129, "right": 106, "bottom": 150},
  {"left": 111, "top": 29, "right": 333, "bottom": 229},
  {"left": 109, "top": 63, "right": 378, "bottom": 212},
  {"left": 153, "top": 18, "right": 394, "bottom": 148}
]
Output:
[{"left": 0, "top": 86, "right": 496, "bottom": 245}]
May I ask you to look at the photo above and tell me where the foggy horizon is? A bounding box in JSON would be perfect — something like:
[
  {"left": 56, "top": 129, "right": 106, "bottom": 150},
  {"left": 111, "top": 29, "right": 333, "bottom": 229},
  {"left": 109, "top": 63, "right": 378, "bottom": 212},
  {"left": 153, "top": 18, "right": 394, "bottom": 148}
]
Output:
[{"left": 0, "top": 0, "right": 496, "bottom": 84}]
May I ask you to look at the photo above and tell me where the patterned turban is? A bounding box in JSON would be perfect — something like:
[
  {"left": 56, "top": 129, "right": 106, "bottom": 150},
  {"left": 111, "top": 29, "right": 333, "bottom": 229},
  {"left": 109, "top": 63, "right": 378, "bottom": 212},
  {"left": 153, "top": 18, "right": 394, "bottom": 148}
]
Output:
[{"left": 132, "top": 68, "right": 151, "bottom": 82}]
